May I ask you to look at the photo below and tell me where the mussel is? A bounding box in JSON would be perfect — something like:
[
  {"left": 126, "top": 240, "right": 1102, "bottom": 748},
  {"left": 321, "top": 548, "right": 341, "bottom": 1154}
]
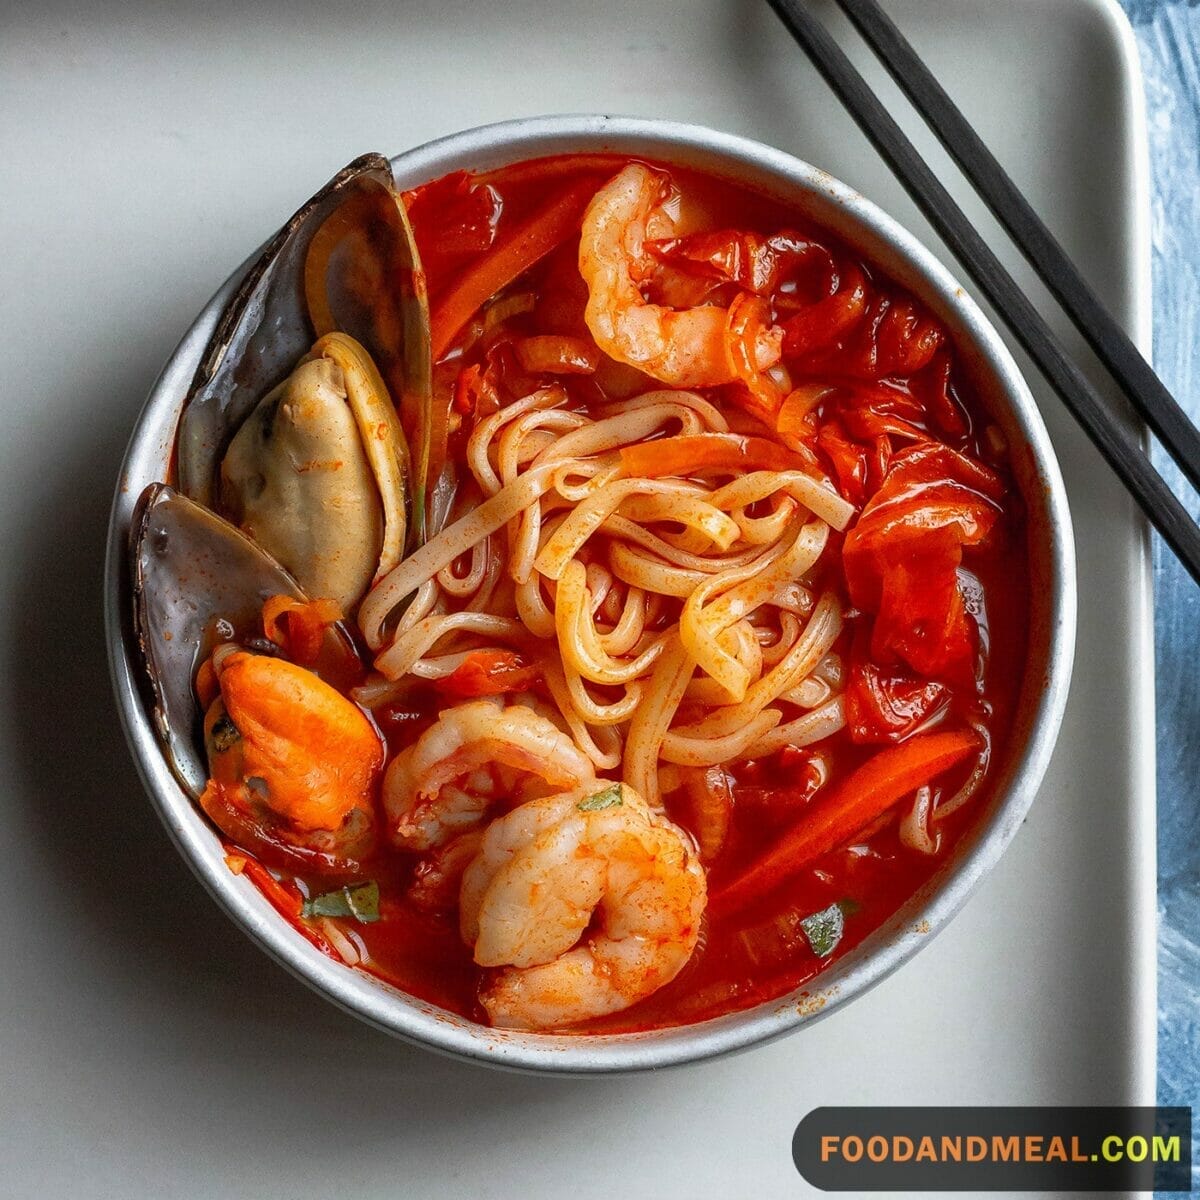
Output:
[
  {"left": 131, "top": 154, "right": 431, "bottom": 841},
  {"left": 178, "top": 152, "right": 432, "bottom": 545},
  {"left": 131, "top": 483, "right": 314, "bottom": 795},
  {"left": 199, "top": 647, "right": 382, "bottom": 872},
  {"left": 220, "top": 332, "right": 407, "bottom": 610}
]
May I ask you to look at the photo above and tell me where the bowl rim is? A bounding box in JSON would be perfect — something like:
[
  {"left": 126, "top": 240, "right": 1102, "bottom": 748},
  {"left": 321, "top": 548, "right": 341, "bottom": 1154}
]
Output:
[{"left": 105, "top": 113, "right": 1076, "bottom": 1074}]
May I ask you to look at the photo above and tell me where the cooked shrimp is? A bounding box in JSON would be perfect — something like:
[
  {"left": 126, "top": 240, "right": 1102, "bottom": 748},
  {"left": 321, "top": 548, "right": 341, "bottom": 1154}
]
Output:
[
  {"left": 200, "top": 649, "right": 382, "bottom": 870},
  {"left": 579, "top": 163, "right": 781, "bottom": 388},
  {"left": 458, "top": 789, "right": 585, "bottom": 952},
  {"left": 383, "top": 699, "right": 595, "bottom": 851},
  {"left": 460, "top": 782, "right": 707, "bottom": 1030}
]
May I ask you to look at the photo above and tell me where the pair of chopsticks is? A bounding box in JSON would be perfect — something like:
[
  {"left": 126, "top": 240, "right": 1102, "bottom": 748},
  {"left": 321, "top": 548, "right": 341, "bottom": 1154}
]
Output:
[{"left": 767, "top": 0, "right": 1200, "bottom": 584}]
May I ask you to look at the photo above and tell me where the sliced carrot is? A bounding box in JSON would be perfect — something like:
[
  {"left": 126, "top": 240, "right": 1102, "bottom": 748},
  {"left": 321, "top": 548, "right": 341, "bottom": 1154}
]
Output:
[
  {"left": 619, "top": 433, "right": 810, "bottom": 479},
  {"left": 429, "top": 177, "right": 597, "bottom": 361},
  {"left": 239, "top": 855, "right": 298, "bottom": 914},
  {"left": 713, "top": 729, "right": 981, "bottom": 916}
]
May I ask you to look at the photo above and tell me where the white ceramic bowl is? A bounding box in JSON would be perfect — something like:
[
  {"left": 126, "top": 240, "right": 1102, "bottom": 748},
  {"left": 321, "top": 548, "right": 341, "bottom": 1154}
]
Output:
[{"left": 106, "top": 115, "right": 1075, "bottom": 1073}]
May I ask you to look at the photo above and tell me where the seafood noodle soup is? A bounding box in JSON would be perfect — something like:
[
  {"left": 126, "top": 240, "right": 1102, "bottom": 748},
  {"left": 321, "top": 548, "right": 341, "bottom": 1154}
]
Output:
[{"left": 131, "top": 151, "right": 1030, "bottom": 1033}]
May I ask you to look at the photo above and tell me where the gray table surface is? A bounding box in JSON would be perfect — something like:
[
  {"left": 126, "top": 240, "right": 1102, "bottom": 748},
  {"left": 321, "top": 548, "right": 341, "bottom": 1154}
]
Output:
[{"left": 1119, "top": 0, "right": 1200, "bottom": 1170}]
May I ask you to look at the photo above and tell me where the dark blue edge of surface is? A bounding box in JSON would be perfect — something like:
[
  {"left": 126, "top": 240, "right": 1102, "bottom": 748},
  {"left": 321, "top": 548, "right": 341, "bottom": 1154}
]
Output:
[{"left": 1117, "top": 0, "right": 1200, "bottom": 1192}]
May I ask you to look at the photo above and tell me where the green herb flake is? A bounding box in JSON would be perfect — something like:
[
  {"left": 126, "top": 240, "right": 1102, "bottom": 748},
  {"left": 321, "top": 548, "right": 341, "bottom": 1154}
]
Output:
[
  {"left": 800, "top": 902, "right": 845, "bottom": 958},
  {"left": 578, "top": 783, "right": 623, "bottom": 812},
  {"left": 301, "top": 880, "right": 380, "bottom": 924},
  {"left": 211, "top": 714, "right": 241, "bottom": 754},
  {"left": 837, "top": 897, "right": 862, "bottom": 917}
]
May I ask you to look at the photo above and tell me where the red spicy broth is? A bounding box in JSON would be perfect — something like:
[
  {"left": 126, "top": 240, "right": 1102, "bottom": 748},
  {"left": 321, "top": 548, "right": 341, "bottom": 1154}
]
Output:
[{"left": 217, "top": 154, "right": 1030, "bottom": 1032}]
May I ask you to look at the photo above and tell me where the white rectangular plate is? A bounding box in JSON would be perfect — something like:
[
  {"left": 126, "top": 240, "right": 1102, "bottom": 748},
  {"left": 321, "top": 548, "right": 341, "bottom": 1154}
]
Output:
[{"left": 0, "top": 0, "right": 1153, "bottom": 1196}]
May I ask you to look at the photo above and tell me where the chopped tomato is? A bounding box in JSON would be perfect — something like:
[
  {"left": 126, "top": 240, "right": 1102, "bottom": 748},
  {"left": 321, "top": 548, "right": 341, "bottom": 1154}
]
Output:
[
  {"left": 816, "top": 421, "right": 869, "bottom": 507},
  {"left": 845, "top": 628, "right": 950, "bottom": 743},
  {"left": 732, "top": 749, "right": 828, "bottom": 826},
  {"left": 866, "top": 433, "right": 891, "bottom": 494},
  {"left": 781, "top": 260, "right": 869, "bottom": 359},
  {"left": 844, "top": 381, "right": 928, "bottom": 422},
  {"left": 843, "top": 445, "right": 1002, "bottom": 685},
  {"left": 791, "top": 289, "right": 942, "bottom": 380},
  {"left": 647, "top": 229, "right": 836, "bottom": 297},
  {"left": 475, "top": 338, "right": 530, "bottom": 401},
  {"left": 532, "top": 238, "right": 593, "bottom": 338},
  {"left": 871, "top": 296, "right": 944, "bottom": 378},
  {"left": 840, "top": 406, "right": 926, "bottom": 443},
  {"left": 776, "top": 383, "right": 834, "bottom": 439},
  {"left": 874, "top": 533, "right": 978, "bottom": 684},
  {"left": 881, "top": 440, "right": 1005, "bottom": 499},
  {"left": 734, "top": 900, "right": 835, "bottom": 969},
  {"left": 404, "top": 171, "right": 501, "bottom": 296},
  {"left": 434, "top": 649, "right": 541, "bottom": 699},
  {"left": 913, "top": 349, "right": 969, "bottom": 438}
]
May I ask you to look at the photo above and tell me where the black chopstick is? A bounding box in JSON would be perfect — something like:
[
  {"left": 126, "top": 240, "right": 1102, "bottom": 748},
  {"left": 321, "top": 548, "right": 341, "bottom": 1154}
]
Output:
[
  {"left": 765, "top": 0, "right": 1200, "bottom": 587},
  {"left": 835, "top": 0, "right": 1200, "bottom": 497}
]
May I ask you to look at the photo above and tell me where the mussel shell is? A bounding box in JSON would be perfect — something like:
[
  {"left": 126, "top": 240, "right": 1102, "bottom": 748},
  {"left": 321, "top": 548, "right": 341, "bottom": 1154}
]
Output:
[
  {"left": 131, "top": 482, "right": 309, "bottom": 795},
  {"left": 179, "top": 154, "right": 431, "bottom": 521},
  {"left": 306, "top": 184, "right": 433, "bottom": 537}
]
